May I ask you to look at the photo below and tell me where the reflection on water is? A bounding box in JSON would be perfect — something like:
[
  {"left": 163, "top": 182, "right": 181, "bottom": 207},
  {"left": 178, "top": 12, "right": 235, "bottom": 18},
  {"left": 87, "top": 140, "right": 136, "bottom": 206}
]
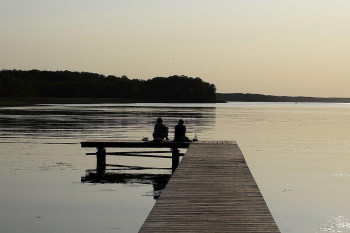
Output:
[
  {"left": 1, "top": 102, "right": 350, "bottom": 233},
  {"left": 82, "top": 169, "right": 171, "bottom": 200},
  {"left": 81, "top": 148, "right": 178, "bottom": 200},
  {"left": 0, "top": 104, "right": 211, "bottom": 233},
  {"left": 317, "top": 216, "right": 350, "bottom": 233},
  {"left": 0, "top": 104, "right": 216, "bottom": 142}
]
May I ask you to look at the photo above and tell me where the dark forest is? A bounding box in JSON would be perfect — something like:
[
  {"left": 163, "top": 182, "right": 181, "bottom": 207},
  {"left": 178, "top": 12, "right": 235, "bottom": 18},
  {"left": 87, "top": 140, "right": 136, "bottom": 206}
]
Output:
[{"left": 0, "top": 70, "right": 217, "bottom": 103}]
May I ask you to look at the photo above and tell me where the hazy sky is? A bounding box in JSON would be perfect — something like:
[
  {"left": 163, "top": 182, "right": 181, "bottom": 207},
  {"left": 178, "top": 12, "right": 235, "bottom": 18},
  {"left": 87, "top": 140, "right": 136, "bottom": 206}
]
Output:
[{"left": 1, "top": 1, "right": 350, "bottom": 97}]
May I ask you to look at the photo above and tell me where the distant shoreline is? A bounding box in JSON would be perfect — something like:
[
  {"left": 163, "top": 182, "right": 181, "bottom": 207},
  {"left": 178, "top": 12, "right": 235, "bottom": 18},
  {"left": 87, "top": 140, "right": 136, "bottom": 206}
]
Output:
[
  {"left": 216, "top": 93, "right": 350, "bottom": 103},
  {"left": 0, "top": 97, "right": 223, "bottom": 106},
  {"left": 2, "top": 96, "right": 350, "bottom": 107}
]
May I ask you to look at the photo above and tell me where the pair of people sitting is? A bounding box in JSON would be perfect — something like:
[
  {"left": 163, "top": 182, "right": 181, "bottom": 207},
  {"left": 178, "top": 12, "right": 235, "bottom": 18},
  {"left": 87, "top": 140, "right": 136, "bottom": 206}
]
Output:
[{"left": 152, "top": 117, "right": 190, "bottom": 142}]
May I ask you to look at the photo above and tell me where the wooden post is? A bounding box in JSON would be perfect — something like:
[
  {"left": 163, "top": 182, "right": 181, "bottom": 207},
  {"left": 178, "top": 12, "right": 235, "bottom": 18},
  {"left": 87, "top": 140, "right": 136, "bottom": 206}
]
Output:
[
  {"left": 172, "top": 147, "right": 179, "bottom": 174},
  {"left": 96, "top": 147, "right": 106, "bottom": 168}
]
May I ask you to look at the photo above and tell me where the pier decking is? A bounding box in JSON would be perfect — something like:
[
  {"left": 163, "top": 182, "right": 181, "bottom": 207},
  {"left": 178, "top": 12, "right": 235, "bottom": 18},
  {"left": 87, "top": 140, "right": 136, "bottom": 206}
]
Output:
[
  {"left": 81, "top": 140, "right": 280, "bottom": 232},
  {"left": 139, "top": 141, "right": 280, "bottom": 232}
]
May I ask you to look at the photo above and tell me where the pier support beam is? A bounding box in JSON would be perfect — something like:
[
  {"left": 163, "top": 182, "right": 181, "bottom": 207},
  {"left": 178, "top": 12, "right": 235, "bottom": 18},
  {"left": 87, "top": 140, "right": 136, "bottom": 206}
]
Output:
[
  {"left": 172, "top": 147, "right": 179, "bottom": 173},
  {"left": 96, "top": 147, "right": 106, "bottom": 177},
  {"left": 96, "top": 147, "right": 106, "bottom": 168}
]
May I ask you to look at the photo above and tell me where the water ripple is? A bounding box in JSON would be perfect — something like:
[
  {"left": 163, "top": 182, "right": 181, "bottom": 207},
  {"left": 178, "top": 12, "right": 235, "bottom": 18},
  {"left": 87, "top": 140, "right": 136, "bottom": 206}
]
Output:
[{"left": 318, "top": 216, "right": 350, "bottom": 232}]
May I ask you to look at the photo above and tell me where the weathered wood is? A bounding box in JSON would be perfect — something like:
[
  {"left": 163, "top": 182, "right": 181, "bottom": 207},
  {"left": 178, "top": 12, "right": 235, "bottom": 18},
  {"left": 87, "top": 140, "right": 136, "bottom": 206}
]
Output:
[
  {"left": 171, "top": 148, "right": 180, "bottom": 174},
  {"left": 86, "top": 151, "right": 185, "bottom": 159},
  {"left": 139, "top": 143, "right": 280, "bottom": 233},
  {"left": 86, "top": 150, "right": 173, "bottom": 155},
  {"left": 81, "top": 140, "right": 190, "bottom": 148},
  {"left": 81, "top": 141, "right": 189, "bottom": 171},
  {"left": 80, "top": 140, "right": 235, "bottom": 149},
  {"left": 107, "top": 164, "right": 171, "bottom": 170},
  {"left": 96, "top": 147, "right": 106, "bottom": 168},
  {"left": 88, "top": 153, "right": 173, "bottom": 159}
]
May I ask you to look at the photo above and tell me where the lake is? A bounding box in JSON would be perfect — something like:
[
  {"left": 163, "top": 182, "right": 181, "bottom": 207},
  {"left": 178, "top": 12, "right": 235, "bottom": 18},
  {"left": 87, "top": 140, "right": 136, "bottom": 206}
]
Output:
[{"left": 1, "top": 102, "right": 350, "bottom": 233}]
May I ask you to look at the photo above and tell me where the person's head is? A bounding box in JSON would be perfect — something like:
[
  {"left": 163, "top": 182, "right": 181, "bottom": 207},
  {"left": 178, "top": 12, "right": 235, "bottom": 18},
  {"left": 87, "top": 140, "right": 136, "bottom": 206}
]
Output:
[
  {"left": 157, "top": 117, "right": 163, "bottom": 123},
  {"left": 178, "top": 119, "right": 184, "bottom": 125}
]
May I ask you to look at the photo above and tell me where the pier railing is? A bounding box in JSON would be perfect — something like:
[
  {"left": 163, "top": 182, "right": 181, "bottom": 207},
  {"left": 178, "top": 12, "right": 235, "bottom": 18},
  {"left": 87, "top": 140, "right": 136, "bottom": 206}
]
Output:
[{"left": 81, "top": 140, "right": 191, "bottom": 173}]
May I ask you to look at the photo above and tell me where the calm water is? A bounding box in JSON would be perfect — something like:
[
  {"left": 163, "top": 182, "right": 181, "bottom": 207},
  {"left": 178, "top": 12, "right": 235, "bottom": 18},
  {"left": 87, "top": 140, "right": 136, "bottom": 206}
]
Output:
[{"left": 1, "top": 102, "right": 350, "bottom": 233}]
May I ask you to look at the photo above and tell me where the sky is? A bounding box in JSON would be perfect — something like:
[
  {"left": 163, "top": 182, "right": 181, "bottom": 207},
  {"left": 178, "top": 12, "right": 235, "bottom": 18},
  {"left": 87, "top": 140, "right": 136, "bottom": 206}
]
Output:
[{"left": 1, "top": 0, "right": 350, "bottom": 97}]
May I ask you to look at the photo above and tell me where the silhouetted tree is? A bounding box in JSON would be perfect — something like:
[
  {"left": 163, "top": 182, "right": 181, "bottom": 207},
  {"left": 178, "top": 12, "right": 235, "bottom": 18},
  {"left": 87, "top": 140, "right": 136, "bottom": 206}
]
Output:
[{"left": 0, "top": 70, "right": 216, "bottom": 103}]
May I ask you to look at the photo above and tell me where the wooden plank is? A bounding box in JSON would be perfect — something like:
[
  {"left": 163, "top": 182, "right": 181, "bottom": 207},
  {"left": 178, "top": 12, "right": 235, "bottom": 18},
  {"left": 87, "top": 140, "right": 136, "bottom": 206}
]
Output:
[
  {"left": 86, "top": 150, "right": 173, "bottom": 154},
  {"left": 86, "top": 153, "right": 181, "bottom": 159},
  {"left": 81, "top": 140, "right": 190, "bottom": 148},
  {"left": 139, "top": 143, "right": 280, "bottom": 233}
]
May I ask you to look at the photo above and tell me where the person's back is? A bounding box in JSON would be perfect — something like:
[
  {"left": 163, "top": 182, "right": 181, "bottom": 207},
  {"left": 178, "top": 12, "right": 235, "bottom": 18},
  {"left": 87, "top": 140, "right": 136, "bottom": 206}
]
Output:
[
  {"left": 174, "top": 119, "right": 189, "bottom": 142},
  {"left": 153, "top": 117, "right": 169, "bottom": 141}
]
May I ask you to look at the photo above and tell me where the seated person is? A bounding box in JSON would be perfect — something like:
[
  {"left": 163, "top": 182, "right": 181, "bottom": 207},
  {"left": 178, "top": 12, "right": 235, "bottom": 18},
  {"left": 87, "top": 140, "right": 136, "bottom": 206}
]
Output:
[
  {"left": 174, "top": 119, "right": 190, "bottom": 142},
  {"left": 153, "top": 117, "right": 169, "bottom": 141}
]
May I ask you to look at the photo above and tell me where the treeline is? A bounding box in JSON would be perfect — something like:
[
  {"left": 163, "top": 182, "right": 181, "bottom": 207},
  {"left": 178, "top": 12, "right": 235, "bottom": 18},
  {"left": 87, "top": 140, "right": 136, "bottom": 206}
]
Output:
[
  {"left": 0, "top": 70, "right": 216, "bottom": 103},
  {"left": 217, "top": 93, "right": 350, "bottom": 103}
]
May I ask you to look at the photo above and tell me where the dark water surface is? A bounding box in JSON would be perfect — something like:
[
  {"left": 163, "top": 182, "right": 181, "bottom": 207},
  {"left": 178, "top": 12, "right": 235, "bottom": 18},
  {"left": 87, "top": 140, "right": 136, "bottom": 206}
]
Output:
[{"left": 1, "top": 103, "right": 350, "bottom": 233}]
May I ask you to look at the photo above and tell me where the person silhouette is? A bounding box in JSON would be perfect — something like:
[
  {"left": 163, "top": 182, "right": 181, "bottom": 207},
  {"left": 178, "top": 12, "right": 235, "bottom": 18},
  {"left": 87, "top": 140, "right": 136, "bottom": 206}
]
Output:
[
  {"left": 152, "top": 117, "right": 169, "bottom": 141},
  {"left": 174, "top": 119, "right": 190, "bottom": 142}
]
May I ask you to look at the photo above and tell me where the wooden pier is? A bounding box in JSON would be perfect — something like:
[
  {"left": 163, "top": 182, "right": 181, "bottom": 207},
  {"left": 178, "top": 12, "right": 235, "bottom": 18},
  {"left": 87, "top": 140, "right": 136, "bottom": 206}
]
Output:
[
  {"left": 81, "top": 140, "right": 190, "bottom": 173},
  {"left": 139, "top": 141, "right": 280, "bottom": 232},
  {"left": 81, "top": 140, "right": 280, "bottom": 232}
]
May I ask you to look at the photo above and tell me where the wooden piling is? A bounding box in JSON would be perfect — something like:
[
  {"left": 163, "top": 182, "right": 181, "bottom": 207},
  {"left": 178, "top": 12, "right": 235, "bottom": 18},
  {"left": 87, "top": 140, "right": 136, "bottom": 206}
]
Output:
[
  {"left": 171, "top": 147, "right": 179, "bottom": 174},
  {"left": 96, "top": 147, "right": 106, "bottom": 168}
]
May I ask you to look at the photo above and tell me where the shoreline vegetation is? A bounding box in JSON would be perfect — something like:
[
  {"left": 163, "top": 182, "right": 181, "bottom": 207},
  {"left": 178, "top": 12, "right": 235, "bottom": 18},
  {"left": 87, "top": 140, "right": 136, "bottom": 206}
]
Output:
[
  {"left": 1, "top": 70, "right": 350, "bottom": 106},
  {"left": 2, "top": 94, "right": 350, "bottom": 107},
  {"left": 0, "top": 70, "right": 216, "bottom": 105},
  {"left": 0, "top": 97, "right": 133, "bottom": 106}
]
